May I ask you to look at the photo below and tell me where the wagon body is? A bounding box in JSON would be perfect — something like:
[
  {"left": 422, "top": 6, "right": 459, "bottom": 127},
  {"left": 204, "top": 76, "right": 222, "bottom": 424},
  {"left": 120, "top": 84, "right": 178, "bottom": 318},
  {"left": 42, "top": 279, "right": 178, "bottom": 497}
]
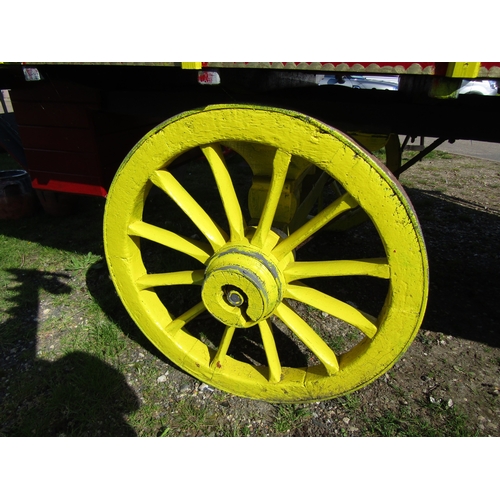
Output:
[
  {"left": 1, "top": 62, "right": 499, "bottom": 197},
  {"left": 0, "top": 62, "right": 498, "bottom": 402}
]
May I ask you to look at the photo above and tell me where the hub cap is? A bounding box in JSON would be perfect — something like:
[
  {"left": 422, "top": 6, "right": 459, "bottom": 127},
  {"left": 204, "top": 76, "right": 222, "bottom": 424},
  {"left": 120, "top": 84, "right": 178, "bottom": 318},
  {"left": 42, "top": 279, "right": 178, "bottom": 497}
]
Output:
[{"left": 201, "top": 246, "right": 284, "bottom": 327}]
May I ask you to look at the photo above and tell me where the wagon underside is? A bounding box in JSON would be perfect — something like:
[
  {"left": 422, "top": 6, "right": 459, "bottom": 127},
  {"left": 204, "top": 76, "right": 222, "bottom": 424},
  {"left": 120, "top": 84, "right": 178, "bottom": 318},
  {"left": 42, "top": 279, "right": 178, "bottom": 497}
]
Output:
[{"left": 1, "top": 63, "right": 499, "bottom": 195}]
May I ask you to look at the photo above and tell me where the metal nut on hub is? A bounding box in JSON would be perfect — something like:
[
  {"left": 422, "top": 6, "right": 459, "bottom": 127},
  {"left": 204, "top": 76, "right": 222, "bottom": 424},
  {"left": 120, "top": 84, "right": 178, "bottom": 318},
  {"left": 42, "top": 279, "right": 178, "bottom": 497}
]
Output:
[{"left": 226, "top": 287, "right": 245, "bottom": 307}]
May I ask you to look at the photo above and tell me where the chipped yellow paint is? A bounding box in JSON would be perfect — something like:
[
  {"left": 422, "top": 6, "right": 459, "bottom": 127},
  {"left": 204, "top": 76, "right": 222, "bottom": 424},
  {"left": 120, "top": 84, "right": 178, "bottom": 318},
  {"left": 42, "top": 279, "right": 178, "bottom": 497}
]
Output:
[
  {"left": 325, "top": 133, "right": 402, "bottom": 232},
  {"left": 446, "top": 62, "right": 480, "bottom": 78},
  {"left": 104, "top": 105, "right": 428, "bottom": 402}
]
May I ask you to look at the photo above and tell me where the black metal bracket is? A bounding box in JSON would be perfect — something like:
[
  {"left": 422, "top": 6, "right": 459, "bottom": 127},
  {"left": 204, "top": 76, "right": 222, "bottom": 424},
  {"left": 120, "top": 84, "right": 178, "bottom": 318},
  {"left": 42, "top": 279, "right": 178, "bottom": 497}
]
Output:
[{"left": 397, "top": 136, "right": 449, "bottom": 176}]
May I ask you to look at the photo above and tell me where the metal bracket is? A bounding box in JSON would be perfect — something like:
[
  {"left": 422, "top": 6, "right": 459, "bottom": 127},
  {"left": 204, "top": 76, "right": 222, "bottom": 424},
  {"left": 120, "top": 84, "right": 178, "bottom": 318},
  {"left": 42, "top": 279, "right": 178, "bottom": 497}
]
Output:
[{"left": 397, "top": 136, "right": 449, "bottom": 176}]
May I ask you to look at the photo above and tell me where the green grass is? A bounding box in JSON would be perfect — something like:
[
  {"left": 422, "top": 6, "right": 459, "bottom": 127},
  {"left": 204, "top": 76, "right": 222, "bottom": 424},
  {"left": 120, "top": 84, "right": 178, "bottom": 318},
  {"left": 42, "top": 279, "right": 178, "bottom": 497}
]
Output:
[
  {"left": 66, "top": 252, "right": 101, "bottom": 272},
  {"left": 361, "top": 400, "right": 474, "bottom": 437},
  {"left": 425, "top": 150, "right": 455, "bottom": 160},
  {"left": 273, "top": 404, "right": 312, "bottom": 434},
  {"left": 338, "top": 393, "right": 362, "bottom": 412},
  {"left": 169, "top": 400, "right": 217, "bottom": 436}
]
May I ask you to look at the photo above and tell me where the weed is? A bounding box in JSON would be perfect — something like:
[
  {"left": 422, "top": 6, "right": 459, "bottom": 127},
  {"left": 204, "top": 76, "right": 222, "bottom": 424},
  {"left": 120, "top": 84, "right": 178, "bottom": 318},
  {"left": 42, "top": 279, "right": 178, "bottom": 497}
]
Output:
[
  {"left": 159, "top": 427, "right": 172, "bottom": 437},
  {"left": 386, "top": 380, "right": 408, "bottom": 400},
  {"left": 170, "top": 400, "right": 216, "bottom": 436},
  {"left": 364, "top": 409, "right": 411, "bottom": 436},
  {"left": 417, "top": 331, "right": 434, "bottom": 346},
  {"left": 66, "top": 252, "right": 100, "bottom": 272},
  {"left": 326, "top": 335, "right": 346, "bottom": 353},
  {"left": 338, "top": 393, "right": 361, "bottom": 412},
  {"left": 273, "top": 404, "right": 312, "bottom": 434},
  {"left": 423, "top": 399, "right": 475, "bottom": 436},
  {"left": 219, "top": 422, "right": 252, "bottom": 437},
  {"left": 88, "top": 321, "right": 127, "bottom": 359},
  {"left": 361, "top": 399, "right": 475, "bottom": 437},
  {"left": 372, "top": 149, "right": 386, "bottom": 163},
  {"left": 305, "top": 304, "right": 320, "bottom": 314}
]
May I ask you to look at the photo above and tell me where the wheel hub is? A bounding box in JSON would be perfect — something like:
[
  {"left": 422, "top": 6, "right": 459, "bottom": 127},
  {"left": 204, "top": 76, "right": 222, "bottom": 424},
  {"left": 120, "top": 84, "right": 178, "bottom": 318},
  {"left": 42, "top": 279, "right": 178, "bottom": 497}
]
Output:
[{"left": 201, "top": 246, "right": 284, "bottom": 328}]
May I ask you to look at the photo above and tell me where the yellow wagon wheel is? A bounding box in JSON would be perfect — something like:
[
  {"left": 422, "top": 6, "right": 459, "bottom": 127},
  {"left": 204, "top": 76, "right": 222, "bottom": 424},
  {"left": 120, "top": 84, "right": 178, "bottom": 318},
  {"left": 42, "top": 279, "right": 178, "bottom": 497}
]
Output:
[
  {"left": 326, "top": 133, "right": 402, "bottom": 231},
  {"left": 104, "top": 105, "right": 428, "bottom": 403}
]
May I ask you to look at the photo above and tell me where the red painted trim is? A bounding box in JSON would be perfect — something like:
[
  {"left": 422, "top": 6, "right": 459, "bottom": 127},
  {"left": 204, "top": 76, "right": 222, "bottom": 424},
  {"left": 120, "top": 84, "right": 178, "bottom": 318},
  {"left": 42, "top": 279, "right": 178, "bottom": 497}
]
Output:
[
  {"left": 478, "top": 62, "right": 500, "bottom": 69},
  {"left": 32, "top": 178, "right": 108, "bottom": 197}
]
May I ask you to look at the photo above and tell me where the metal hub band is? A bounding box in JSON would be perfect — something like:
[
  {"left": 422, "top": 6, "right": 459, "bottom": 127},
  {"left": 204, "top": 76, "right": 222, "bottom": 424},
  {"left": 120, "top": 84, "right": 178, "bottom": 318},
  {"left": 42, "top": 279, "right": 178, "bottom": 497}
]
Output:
[{"left": 201, "top": 246, "right": 284, "bottom": 328}]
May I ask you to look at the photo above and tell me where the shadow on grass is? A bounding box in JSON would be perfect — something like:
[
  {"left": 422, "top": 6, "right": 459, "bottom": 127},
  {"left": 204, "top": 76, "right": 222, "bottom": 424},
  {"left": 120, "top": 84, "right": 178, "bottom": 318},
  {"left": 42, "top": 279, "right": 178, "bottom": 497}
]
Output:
[
  {"left": 85, "top": 260, "right": 185, "bottom": 369},
  {"left": 0, "top": 269, "right": 139, "bottom": 436},
  {"left": 0, "top": 194, "right": 106, "bottom": 255}
]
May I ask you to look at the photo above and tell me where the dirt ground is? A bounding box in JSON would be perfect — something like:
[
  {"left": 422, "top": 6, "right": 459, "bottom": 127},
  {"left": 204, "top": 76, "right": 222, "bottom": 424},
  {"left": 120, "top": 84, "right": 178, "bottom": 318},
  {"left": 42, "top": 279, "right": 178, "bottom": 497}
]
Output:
[{"left": 385, "top": 151, "right": 500, "bottom": 435}]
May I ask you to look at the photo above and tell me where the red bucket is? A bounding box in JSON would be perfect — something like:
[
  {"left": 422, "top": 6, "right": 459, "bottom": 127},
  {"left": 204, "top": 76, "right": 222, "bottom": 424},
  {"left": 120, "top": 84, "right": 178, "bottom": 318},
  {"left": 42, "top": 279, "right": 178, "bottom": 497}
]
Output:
[{"left": 0, "top": 170, "right": 38, "bottom": 220}]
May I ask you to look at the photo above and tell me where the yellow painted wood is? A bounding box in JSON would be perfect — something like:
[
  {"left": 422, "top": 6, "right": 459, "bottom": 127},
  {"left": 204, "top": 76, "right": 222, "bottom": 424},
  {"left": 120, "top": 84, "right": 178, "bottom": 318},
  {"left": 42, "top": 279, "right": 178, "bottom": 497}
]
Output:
[
  {"left": 284, "top": 258, "right": 390, "bottom": 280},
  {"left": 284, "top": 283, "right": 378, "bottom": 338},
  {"left": 232, "top": 144, "right": 312, "bottom": 226},
  {"left": 275, "top": 302, "right": 340, "bottom": 376},
  {"left": 210, "top": 326, "right": 236, "bottom": 369},
  {"left": 104, "top": 104, "right": 428, "bottom": 402},
  {"left": 259, "top": 319, "right": 282, "bottom": 383},
  {"left": 150, "top": 170, "right": 228, "bottom": 251},
  {"left": 201, "top": 144, "right": 246, "bottom": 241},
  {"left": 200, "top": 244, "right": 284, "bottom": 327},
  {"left": 446, "top": 62, "right": 480, "bottom": 78},
  {"left": 349, "top": 133, "right": 389, "bottom": 152},
  {"left": 289, "top": 171, "right": 329, "bottom": 232},
  {"left": 136, "top": 269, "right": 205, "bottom": 290},
  {"left": 181, "top": 62, "right": 202, "bottom": 69},
  {"left": 163, "top": 301, "right": 206, "bottom": 337},
  {"left": 248, "top": 176, "right": 301, "bottom": 225},
  {"left": 273, "top": 193, "right": 358, "bottom": 260},
  {"left": 325, "top": 133, "right": 402, "bottom": 232},
  {"left": 128, "top": 220, "right": 212, "bottom": 264},
  {"left": 251, "top": 149, "right": 291, "bottom": 248}
]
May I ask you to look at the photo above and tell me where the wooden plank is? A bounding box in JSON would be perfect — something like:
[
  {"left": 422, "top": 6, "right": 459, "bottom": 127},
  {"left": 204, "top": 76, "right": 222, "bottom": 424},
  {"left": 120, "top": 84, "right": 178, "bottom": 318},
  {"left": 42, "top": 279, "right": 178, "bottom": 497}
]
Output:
[
  {"left": 96, "top": 125, "right": 159, "bottom": 166},
  {"left": 10, "top": 81, "right": 101, "bottom": 104},
  {"left": 18, "top": 125, "right": 97, "bottom": 152},
  {"left": 92, "top": 111, "right": 162, "bottom": 135},
  {"left": 24, "top": 149, "right": 101, "bottom": 176},
  {"left": 12, "top": 101, "right": 94, "bottom": 128}
]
